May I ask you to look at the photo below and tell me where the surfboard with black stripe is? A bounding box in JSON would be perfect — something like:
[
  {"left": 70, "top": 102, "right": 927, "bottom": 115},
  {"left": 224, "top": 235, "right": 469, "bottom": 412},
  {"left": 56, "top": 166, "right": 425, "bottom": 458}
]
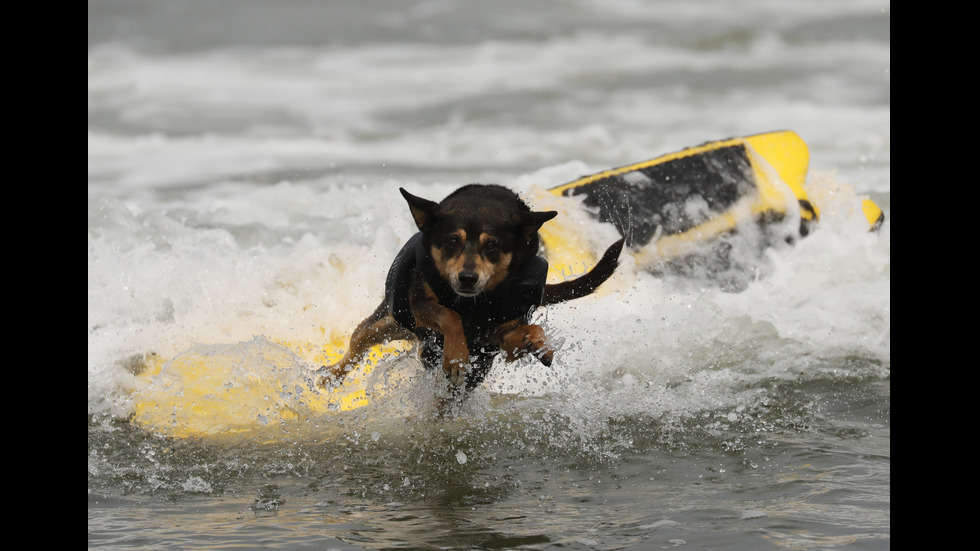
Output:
[{"left": 541, "top": 130, "right": 882, "bottom": 274}]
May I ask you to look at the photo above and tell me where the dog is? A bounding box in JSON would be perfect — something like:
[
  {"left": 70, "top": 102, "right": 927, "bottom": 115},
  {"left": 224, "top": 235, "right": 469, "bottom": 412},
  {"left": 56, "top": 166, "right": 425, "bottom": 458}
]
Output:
[{"left": 316, "top": 184, "right": 625, "bottom": 399}]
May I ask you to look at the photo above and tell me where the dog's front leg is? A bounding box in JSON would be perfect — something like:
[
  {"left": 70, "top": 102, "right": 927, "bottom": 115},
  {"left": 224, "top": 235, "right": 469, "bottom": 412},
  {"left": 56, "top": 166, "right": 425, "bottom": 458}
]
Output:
[
  {"left": 412, "top": 293, "right": 470, "bottom": 387},
  {"left": 317, "top": 301, "right": 411, "bottom": 388},
  {"left": 496, "top": 319, "right": 554, "bottom": 367}
]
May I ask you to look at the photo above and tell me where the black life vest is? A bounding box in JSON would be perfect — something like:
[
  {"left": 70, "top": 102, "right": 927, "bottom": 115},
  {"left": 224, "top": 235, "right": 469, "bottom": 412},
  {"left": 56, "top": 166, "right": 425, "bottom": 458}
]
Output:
[{"left": 385, "top": 231, "right": 549, "bottom": 341}]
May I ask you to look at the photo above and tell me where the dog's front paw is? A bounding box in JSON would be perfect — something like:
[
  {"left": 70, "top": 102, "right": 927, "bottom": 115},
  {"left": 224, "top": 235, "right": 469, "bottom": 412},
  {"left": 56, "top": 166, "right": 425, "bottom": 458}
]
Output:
[
  {"left": 519, "top": 324, "right": 554, "bottom": 366},
  {"left": 534, "top": 343, "right": 554, "bottom": 367},
  {"left": 442, "top": 338, "right": 471, "bottom": 387},
  {"left": 498, "top": 323, "right": 554, "bottom": 366},
  {"left": 444, "top": 357, "right": 469, "bottom": 387},
  {"left": 528, "top": 339, "right": 554, "bottom": 367},
  {"left": 312, "top": 364, "right": 345, "bottom": 390}
]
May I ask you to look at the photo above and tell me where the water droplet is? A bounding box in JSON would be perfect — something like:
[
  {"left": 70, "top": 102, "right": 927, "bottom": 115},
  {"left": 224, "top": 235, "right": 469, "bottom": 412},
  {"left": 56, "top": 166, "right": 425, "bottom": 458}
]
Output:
[{"left": 456, "top": 450, "right": 467, "bottom": 464}]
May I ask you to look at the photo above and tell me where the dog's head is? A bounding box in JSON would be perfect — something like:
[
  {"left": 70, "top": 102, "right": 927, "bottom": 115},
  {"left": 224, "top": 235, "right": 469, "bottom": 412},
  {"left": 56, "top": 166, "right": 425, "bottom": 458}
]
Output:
[{"left": 401, "top": 185, "right": 557, "bottom": 297}]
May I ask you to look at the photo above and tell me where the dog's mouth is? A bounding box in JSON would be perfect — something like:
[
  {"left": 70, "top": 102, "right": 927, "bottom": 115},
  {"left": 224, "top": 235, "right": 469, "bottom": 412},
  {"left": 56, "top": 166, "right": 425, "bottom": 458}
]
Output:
[{"left": 452, "top": 283, "right": 483, "bottom": 297}]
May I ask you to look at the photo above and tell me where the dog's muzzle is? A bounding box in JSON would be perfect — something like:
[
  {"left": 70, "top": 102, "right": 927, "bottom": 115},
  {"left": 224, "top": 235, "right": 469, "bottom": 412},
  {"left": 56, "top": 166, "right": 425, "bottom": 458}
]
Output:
[{"left": 454, "top": 271, "right": 482, "bottom": 296}]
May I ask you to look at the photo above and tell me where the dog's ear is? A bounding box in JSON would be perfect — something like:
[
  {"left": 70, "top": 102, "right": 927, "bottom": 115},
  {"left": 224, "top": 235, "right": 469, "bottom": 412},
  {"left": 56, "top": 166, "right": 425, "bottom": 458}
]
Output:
[
  {"left": 400, "top": 188, "right": 440, "bottom": 231},
  {"left": 516, "top": 210, "right": 558, "bottom": 241}
]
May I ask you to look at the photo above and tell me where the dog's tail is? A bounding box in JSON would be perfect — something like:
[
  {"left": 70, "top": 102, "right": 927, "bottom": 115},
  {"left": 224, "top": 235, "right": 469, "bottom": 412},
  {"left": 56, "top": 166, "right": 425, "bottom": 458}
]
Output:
[{"left": 541, "top": 237, "right": 625, "bottom": 305}]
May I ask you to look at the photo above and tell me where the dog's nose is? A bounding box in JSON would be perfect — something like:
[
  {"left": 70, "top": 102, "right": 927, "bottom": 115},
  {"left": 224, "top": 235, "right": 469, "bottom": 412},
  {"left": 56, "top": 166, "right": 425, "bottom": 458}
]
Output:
[{"left": 458, "top": 271, "right": 479, "bottom": 289}]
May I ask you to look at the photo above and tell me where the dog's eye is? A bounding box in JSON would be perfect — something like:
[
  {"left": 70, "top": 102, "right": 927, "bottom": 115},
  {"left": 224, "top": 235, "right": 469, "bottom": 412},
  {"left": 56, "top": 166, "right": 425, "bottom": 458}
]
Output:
[
  {"left": 446, "top": 235, "right": 462, "bottom": 249},
  {"left": 484, "top": 238, "right": 498, "bottom": 252}
]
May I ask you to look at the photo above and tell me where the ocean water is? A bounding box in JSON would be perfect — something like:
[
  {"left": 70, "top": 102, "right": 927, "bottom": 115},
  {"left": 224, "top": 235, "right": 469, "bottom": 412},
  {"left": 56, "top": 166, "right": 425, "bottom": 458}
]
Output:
[{"left": 88, "top": 0, "right": 890, "bottom": 549}]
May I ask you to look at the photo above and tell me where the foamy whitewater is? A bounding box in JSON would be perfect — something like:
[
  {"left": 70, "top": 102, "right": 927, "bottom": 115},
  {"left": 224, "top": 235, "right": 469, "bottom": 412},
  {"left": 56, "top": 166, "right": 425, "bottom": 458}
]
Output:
[{"left": 89, "top": 1, "right": 889, "bottom": 548}]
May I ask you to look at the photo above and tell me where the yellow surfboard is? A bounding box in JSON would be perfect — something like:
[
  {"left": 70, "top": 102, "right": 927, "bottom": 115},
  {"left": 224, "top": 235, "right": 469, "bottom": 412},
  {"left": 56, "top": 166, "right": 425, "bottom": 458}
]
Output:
[
  {"left": 130, "top": 336, "right": 408, "bottom": 437},
  {"left": 130, "top": 130, "right": 883, "bottom": 438}
]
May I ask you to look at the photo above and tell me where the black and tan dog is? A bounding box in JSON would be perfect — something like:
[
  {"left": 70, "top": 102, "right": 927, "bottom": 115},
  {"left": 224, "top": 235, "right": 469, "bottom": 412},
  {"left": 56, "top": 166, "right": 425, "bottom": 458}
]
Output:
[{"left": 316, "top": 184, "right": 624, "bottom": 397}]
